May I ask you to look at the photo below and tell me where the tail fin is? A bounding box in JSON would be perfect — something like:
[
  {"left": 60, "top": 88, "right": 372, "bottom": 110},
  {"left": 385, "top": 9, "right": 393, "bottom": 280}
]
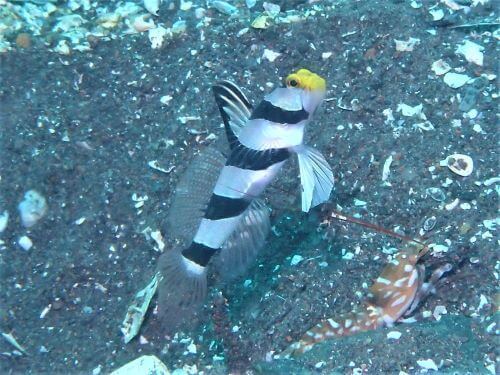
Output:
[{"left": 156, "top": 246, "right": 208, "bottom": 333}]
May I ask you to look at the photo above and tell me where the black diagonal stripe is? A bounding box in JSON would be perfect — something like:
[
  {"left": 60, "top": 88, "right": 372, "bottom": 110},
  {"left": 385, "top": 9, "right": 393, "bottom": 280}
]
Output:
[
  {"left": 205, "top": 194, "right": 250, "bottom": 220},
  {"left": 250, "top": 99, "right": 309, "bottom": 124},
  {"left": 182, "top": 242, "right": 218, "bottom": 267},
  {"left": 227, "top": 144, "right": 290, "bottom": 170}
]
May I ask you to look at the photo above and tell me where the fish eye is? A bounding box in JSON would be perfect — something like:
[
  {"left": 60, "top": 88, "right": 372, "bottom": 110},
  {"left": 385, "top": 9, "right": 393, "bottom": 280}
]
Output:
[{"left": 287, "top": 79, "right": 298, "bottom": 87}]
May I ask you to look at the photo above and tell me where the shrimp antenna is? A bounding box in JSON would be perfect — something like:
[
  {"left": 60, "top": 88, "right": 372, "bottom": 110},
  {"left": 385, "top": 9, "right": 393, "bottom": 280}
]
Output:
[{"left": 328, "top": 209, "right": 426, "bottom": 247}]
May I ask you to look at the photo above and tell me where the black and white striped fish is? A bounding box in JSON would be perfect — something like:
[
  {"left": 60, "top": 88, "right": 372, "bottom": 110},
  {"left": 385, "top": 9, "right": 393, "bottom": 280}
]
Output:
[{"left": 156, "top": 69, "right": 334, "bottom": 331}]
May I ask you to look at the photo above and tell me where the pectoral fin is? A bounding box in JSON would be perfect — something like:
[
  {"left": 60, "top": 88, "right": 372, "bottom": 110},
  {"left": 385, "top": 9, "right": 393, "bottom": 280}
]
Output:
[{"left": 294, "top": 145, "right": 334, "bottom": 212}]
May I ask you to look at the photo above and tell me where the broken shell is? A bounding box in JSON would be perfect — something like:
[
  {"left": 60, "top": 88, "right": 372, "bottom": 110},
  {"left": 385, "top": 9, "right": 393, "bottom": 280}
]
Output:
[
  {"left": 144, "top": 0, "right": 161, "bottom": 16},
  {"left": 443, "top": 72, "right": 471, "bottom": 89},
  {"left": 446, "top": 154, "right": 474, "bottom": 177},
  {"left": 455, "top": 40, "right": 484, "bottom": 67},
  {"left": 148, "top": 26, "right": 171, "bottom": 49},
  {"left": 251, "top": 14, "right": 272, "bottom": 29},
  {"left": 394, "top": 37, "right": 420, "bottom": 52},
  {"left": 133, "top": 14, "right": 156, "bottom": 32},
  {"left": 423, "top": 216, "right": 437, "bottom": 231},
  {"left": 426, "top": 187, "right": 446, "bottom": 202},
  {"left": 212, "top": 0, "right": 239, "bottom": 16},
  {"left": 431, "top": 59, "right": 451, "bottom": 76}
]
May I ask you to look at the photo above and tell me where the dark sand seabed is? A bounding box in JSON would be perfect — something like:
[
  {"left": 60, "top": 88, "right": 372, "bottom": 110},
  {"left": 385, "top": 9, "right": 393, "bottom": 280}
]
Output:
[{"left": 0, "top": 0, "right": 498, "bottom": 374}]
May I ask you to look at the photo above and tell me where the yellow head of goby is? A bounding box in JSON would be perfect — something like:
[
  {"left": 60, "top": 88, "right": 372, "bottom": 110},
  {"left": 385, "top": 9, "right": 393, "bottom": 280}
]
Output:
[
  {"left": 285, "top": 69, "right": 326, "bottom": 92},
  {"left": 285, "top": 69, "right": 326, "bottom": 114}
]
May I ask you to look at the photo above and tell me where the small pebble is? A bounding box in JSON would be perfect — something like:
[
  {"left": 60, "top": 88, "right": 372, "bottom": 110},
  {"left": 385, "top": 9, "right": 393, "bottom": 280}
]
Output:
[
  {"left": 18, "top": 190, "right": 48, "bottom": 228},
  {"left": 18, "top": 236, "right": 33, "bottom": 251},
  {"left": 387, "top": 331, "right": 402, "bottom": 340},
  {"left": 417, "top": 359, "right": 438, "bottom": 371},
  {"left": 187, "top": 342, "right": 197, "bottom": 354},
  {"left": 290, "top": 255, "right": 303, "bottom": 266}
]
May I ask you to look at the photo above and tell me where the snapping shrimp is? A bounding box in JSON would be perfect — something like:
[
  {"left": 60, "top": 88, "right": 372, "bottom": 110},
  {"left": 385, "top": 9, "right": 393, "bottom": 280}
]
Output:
[{"left": 280, "top": 241, "right": 452, "bottom": 357}]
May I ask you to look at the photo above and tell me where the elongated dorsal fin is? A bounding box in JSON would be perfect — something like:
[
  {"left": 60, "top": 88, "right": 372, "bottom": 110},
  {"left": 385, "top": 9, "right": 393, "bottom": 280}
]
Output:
[
  {"left": 167, "top": 147, "right": 226, "bottom": 244},
  {"left": 212, "top": 199, "right": 270, "bottom": 281},
  {"left": 212, "top": 80, "right": 252, "bottom": 149}
]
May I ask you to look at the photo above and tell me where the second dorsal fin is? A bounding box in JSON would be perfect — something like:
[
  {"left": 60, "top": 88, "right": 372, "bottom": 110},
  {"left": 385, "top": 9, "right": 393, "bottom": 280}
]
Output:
[{"left": 166, "top": 147, "right": 226, "bottom": 244}]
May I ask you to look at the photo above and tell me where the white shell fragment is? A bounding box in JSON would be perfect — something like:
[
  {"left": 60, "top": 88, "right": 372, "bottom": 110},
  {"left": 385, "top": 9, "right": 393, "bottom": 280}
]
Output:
[
  {"left": 150, "top": 230, "right": 165, "bottom": 251},
  {"left": 397, "top": 103, "right": 426, "bottom": 119},
  {"left": 121, "top": 273, "right": 160, "bottom": 343},
  {"left": 144, "top": 0, "right": 161, "bottom": 16},
  {"left": 445, "top": 154, "right": 474, "bottom": 177},
  {"left": 110, "top": 355, "right": 169, "bottom": 375},
  {"left": 417, "top": 359, "right": 438, "bottom": 371},
  {"left": 133, "top": 14, "right": 156, "bottom": 32},
  {"left": 160, "top": 95, "right": 173, "bottom": 105},
  {"left": 387, "top": 331, "right": 402, "bottom": 340},
  {"left": 1, "top": 332, "right": 28, "bottom": 355},
  {"left": 431, "top": 59, "right": 451, "bottom": 75},
  {"left": 0, "top": 211, "right": 8, "bottom": 233},
  {"left": 443, "top": 72, "right": 471, "bottom": 88},
  {"left": 262, "top": 49, "right": 281, "bottom": 62},
  {"left": 394, "top": 37, "right": 420, "bottom": 52},
  {"left": 148, "top": 160, "right": 175, "bottom": 174},
  {"left": 429, "top": 243, "right": 449, "bottom": 254},
  {"left": 148, "top": 26, "right": 170, "bottom": 49},
  {"left": 433, "top": 305, "right": 447, "bottom": 321},
  {"left": 290, "top": 255, "right": 304, "bottom": 266},
  {"left": 456, "top": 40, "right": 484, "bottom": 66},
  {"left": 18, "top": 190, "right": 48, "bottom": 228},
  {"left": 212, "top": 0, "right": 239, "bottom": 16},
  {"left": 429, "top": 8, "right": 444, "bottom": 21},
  {"left": 18, "top": 236, "right": 33, "bottom": 251},
  {"left": 382, "top": 154, "right": 393, "bottom": 182}
]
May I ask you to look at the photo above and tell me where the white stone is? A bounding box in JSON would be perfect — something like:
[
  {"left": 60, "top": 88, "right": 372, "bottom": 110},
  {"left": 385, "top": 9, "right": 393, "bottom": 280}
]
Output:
[
  {"left": 148, "top": 26, "right": 171, "bottom": 49},
  {"left": 18, "top": 190, "right": 47, "bottom": 228},
  {"left": 262, "top": 49, "right": 281, "bottom": 62},
  {"left": 397, "top": 103, "right": 426, "bottom": 119},
  {"left": 290, "top": 254, "right": 304, "bottom": 266},
  {"left": 443, "top": 72, "right": 471, "bottom": 88},
  {"left": 429, "top": 8, "right": 444, "bottom": 21},
  {"left": 387, "top": 331, "right": 402, "bottom": 340},
  {"left": 456, "top": 40, "right": 484, "bottom": 66},
  {"left": 18, "top": 236, "right": 33, "bottom": 251},
  {"left": 417, "top": 359, "right": 438, "bottom": 371},
  {"left": 186, "top": 342, "right": 197, "bottom": 354},
  {"left": 160, "top": 95, "right": 172, "bottom": 105}
]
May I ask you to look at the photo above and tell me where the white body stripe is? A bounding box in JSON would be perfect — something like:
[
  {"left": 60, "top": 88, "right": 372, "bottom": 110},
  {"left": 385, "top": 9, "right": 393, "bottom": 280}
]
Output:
[
  {"left": 238, "top": 118, "right": 307, "bottom": 150},
  {"left": 265, "top": 87, "right": 303, "bottom": 111},
  {"left": 213, "top": 162, "right": 286, "bottom": 199},
  {"left": 194, "top": 216, "right": 244, "bottom": 248}
]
